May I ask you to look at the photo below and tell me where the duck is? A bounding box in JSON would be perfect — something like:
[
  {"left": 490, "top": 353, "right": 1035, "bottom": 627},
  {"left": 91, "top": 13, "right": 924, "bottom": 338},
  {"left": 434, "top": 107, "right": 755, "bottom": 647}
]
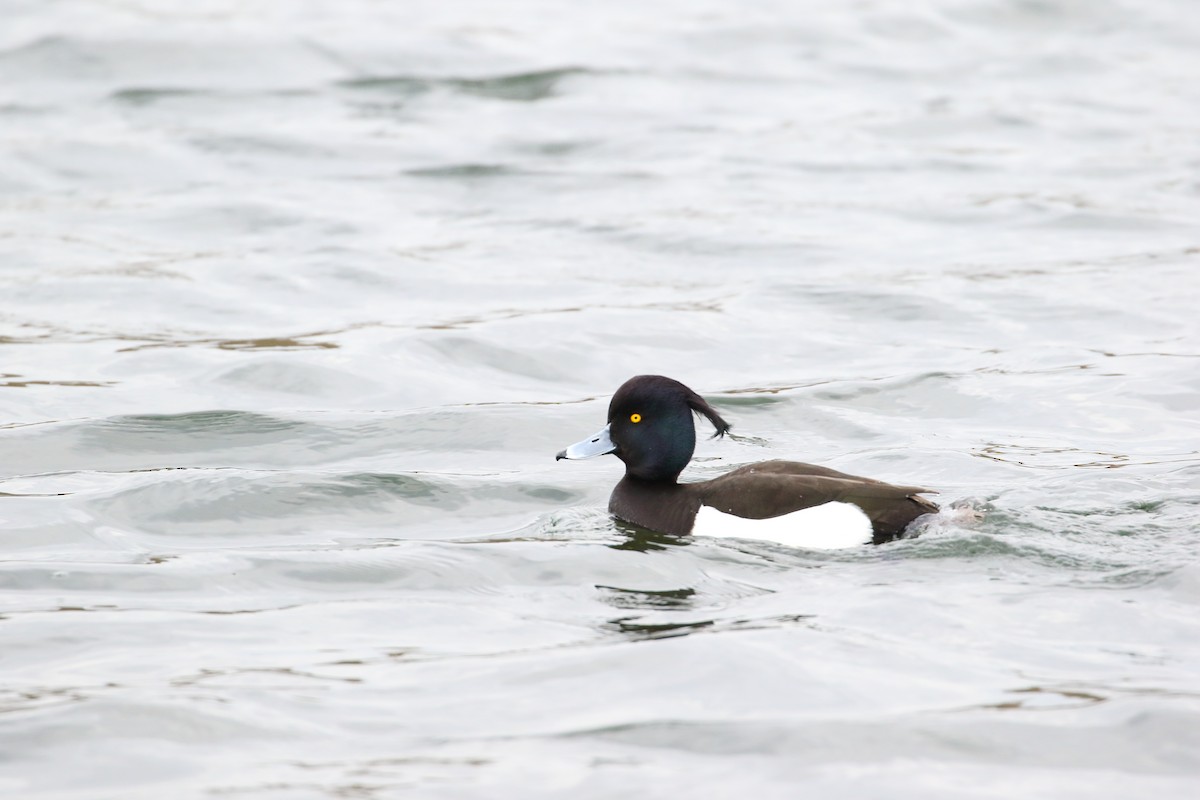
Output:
[{"left": 556, "top": 375, "right": 938, "bottom": 548}]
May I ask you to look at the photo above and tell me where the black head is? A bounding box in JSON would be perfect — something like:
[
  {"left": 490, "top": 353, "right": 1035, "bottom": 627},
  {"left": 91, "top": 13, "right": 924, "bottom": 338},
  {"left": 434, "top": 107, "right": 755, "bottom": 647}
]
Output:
[{"left": 606, "top": 375, "right": 731, "bottom": 482}]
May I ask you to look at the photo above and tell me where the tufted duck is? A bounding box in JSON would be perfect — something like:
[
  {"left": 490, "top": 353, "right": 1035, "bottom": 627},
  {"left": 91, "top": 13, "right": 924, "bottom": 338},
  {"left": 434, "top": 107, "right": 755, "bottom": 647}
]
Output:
[{"left": 557, "top": 375, "right": 938, "bottom": 548}]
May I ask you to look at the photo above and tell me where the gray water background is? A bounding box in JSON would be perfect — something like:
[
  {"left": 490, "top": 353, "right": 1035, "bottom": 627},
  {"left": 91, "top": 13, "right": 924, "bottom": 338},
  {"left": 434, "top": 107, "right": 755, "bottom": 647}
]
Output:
[{"left": 2, "top": 1, "right": 1199, "bottom": 797}]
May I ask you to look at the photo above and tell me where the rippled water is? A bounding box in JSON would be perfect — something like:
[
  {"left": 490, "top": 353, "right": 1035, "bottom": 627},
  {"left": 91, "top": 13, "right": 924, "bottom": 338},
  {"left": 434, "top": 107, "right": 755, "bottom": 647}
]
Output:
[{"left": 3, "top": 1, "right": 1199, "bottom": 797}]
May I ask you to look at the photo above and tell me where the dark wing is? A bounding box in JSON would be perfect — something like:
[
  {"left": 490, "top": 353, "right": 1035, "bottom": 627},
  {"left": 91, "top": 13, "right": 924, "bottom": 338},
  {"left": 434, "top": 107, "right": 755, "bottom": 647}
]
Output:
[
  {"left": 715, "top": 459, "right": 933, "bottom": 489},
  {"left": 694, "top": 460, "right": 938, "bottom": 542}
]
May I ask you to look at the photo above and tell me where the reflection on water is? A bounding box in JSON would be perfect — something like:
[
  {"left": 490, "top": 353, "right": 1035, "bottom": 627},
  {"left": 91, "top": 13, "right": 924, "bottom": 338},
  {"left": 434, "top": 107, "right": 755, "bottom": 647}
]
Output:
[
  {"left": 608, "top": 521, "right": 692, "bottom": 552},
  {"left": 603, "top": 613, "right": 817, "bottom": 643},
  {"left": 597, "top": 584, "right": 697, "bottom": 609},
  {"left": 340, "top": 66, "right": 589, "bottom": 102},
  {"left": 978, "top": 685, "right": 1109, "bottom": 712}
]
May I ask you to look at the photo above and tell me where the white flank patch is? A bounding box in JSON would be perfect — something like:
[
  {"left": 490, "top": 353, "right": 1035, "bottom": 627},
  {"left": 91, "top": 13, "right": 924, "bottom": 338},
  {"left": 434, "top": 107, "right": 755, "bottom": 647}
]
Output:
[{"left": 691, "top": 502, "right": 873, "bottom": 550}]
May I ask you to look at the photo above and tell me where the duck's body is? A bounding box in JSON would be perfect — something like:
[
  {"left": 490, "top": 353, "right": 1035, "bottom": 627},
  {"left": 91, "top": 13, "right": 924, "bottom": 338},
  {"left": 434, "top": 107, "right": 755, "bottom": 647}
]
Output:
[
  {"left": 611, "top": 460, "right": 937, "bottom": 543},
  {"left": 557, "top": 375, "right": 937, "bottom": 548}
]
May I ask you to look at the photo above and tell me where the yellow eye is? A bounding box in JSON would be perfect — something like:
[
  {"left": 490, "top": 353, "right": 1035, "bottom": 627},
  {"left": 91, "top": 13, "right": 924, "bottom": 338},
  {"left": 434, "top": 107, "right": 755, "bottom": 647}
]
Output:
[{"left": 630, "top": 413, "right": 642, "bottom": 423}]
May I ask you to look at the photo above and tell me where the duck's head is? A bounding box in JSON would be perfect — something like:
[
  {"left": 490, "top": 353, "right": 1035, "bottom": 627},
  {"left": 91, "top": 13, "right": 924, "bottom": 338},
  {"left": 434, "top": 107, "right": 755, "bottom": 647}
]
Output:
[{"left": 557, "top": 375, "right": 731, "bottom": 482}]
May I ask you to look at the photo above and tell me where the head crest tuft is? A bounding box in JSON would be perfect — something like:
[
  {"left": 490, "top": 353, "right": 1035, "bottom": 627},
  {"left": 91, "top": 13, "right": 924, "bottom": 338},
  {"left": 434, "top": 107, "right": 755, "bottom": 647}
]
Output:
[{"left": 685, "top": 388, "right": 731, "bottom": 439}]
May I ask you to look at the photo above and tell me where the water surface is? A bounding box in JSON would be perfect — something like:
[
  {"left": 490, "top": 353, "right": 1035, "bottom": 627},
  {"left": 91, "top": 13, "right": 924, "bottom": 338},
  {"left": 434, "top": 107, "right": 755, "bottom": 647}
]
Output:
[{"left": 2, "top": 1, "right": 1199, "bottom": 798}]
